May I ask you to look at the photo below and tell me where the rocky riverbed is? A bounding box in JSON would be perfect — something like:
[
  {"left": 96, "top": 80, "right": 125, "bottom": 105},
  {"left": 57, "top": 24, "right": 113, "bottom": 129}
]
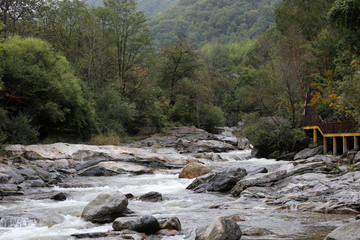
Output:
[{"left": 0, "top": 126, "right": 359, "bottom": 240}]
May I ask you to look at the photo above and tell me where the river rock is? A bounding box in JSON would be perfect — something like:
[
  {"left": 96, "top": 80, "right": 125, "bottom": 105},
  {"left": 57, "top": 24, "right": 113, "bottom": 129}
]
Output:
[
  {"left": 112, "top": 217, "right": 138, "bottom": 231},
  {"left": 138, "top": 191, "right": 162, "bottom": 202},
  {"left": 129, "top": 215, "right": 160, "bottom": 234},
  {"left": 51, "top": 192, "right": 67, "bottom": 201},
  {"left": 187, "top": 167, "right": 247, "bottom": 193},
  {"left": 197, "top": 218, "right": 242, "bottom": 240},
  {"left": 325, "top": 220, "right": 360, "bottom": 240},
  {"left": 355, "top": 151, "right": 360, "bottom": 162},
  {"left": 179, "top": 162, "right": 211, "bottom": 179},
  {"left": 294, "top": 146, "right": 323, "bottom": 160},
  {"left": 156, "top": 229, "right": 180, "bottom": 236},
  {"left": 238, "top": 137, "right": 251, "bottom": 150},
  {"left": 81, "top": 191, "right": 128, "bottom": 223},
  {"left": 242, "top": 227, "right": 275, "bottom": 236},
  {"left": 72, "top": 230, "right": 147, "bottom": 239},
  {"left": 78, "top": 166, "right": 119, "bottom": 176},
  {"left": 186, "top": 140, "right": 236, "bottom": 153},
  {"left": 159, "top": 217, "right": 182, "bottom": 230}
]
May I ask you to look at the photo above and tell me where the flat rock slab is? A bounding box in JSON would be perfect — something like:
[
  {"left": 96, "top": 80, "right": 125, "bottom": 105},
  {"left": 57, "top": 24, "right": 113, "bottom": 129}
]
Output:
[{"left": 325, "top": 220, "right": 360, "bottom": 240}]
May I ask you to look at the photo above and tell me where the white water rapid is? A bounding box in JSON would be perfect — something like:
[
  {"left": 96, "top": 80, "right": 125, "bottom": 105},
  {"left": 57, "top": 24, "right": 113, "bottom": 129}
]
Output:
[{"left": 0, "top": 150, "right": 351, "bottom": 240}]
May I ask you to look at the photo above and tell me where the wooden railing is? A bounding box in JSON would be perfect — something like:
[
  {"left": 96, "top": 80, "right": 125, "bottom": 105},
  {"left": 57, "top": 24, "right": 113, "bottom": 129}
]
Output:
[{"left": 303, "top": 115, "right": 358, "bottom": 134}]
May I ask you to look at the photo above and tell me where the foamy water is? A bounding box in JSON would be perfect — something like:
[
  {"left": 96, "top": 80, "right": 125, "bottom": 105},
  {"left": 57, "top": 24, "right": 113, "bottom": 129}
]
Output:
[{"left": 0, "top": 152, "right": 350, "bottom": 240}]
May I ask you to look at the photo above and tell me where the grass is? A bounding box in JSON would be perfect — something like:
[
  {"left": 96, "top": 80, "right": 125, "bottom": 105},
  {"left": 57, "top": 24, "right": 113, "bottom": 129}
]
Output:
[{"left": 89, "top": 132, "right": 121, "bottom": 145}]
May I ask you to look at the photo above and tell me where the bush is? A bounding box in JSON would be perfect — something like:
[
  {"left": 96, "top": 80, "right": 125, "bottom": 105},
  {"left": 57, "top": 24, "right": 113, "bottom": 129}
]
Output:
[
  {"left": 200, "top": 104, "right": 226, "bottom": 133},
  {"left": 170, "top": 95, "right": 196, "bottom": 125},
  {"left": 89, "top": 132, "right": 120, "bottom": 145},
  {"left": 243, "top": 113, "right": 309, "bottom": 158},
  {"left": 95, "top": 87, "right": 136, "bottom": 136},
  {"left": 4, "top": 114, "right": 39, "bottom": 144}
]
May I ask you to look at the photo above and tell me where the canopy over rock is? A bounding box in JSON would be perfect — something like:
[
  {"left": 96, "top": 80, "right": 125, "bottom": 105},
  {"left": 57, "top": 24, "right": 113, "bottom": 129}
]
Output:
[{"left": 81, "top": 191, "right": 128, "bottom": 223}]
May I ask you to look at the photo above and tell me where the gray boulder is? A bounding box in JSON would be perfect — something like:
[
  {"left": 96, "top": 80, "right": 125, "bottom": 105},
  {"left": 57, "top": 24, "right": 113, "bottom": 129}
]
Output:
[
  {"left": 78, "top": 166, "right": 119, "bottom": 176},
  {"left": 112, "top": 217, "right": 138, "bottom": 231},
  {"left": 187, "top": 167, "right": 247, "bottom": 193},
  {"left": 51, "top": 192, "right": 67, "bottom": 201},
  {"left": 294, "top": 146, "right": 323, "bottom": 160},
  {"left": 129, "top": 215, "right": 160, "bottom": 234},
  {"left": 355, "top": 151, "right": 360, "bottom": 163},
  {"left": 238, "top": 137, "right": 251, "bottom": 150},
  {"left": 81, "top": 191, "right": 128, "bottom": 223},
  {"left": 197, "top": 218, "right": 242, "bottom": 240},
  {"left": 325, "top": 220, "right": 360, "bottom": 240},
  {"left": 159, "top": 217, "right": 182, "bottom": 231},
  {"left": 138, "top": 191, "right": 162, "bottom": 202}
]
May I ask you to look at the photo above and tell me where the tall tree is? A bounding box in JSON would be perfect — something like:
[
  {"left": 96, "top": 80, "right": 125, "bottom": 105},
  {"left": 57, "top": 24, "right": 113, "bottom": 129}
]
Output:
[
  {"left": 159, "top": 37, "right": 197, "bottom": 106},
  {"left": 103, "top": 0, "right": 151, "bottom": 95}
]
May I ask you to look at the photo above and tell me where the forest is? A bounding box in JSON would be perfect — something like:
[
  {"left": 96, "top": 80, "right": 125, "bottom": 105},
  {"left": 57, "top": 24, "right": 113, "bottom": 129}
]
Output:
[{"left": 0, "top": 0, "right": 360, "bottom": 158}]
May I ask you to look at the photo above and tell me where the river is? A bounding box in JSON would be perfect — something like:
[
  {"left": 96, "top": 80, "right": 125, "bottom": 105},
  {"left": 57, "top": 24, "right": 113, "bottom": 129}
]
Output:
[{"left": 0, "top": 150, "right": 352, "bottom": 240}]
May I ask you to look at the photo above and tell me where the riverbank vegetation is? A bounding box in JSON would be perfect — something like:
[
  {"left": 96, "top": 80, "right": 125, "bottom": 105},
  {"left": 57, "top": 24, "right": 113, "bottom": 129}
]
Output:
[{"left": 0, "top": 0, "right": 359, "bottom": 155}]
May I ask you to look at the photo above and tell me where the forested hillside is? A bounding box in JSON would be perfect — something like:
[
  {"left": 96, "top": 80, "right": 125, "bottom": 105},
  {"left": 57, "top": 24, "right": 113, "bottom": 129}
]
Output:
[
  {"left": 1, "top": 0, "right": 360, "bottom": 159},
  {"left": 87, "top": 0, "right": 179, "bottom": 17},
  {"left": 149, "top": 0, "right": 281, "bottom": 46}
]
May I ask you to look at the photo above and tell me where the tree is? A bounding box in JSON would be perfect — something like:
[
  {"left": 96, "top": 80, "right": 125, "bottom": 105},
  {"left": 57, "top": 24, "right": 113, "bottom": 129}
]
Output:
[
  {"left": 0, "top": 36, "right": 95, "bottom": 139},
  {"left": 0, "top": 0, "right": 45, "bottom": 38},
  {"left": 103, "top": 0, "right": 151, "bottom": 95},
  {"left": 159, "top": 37, "right": 198, "bottom": 106}
]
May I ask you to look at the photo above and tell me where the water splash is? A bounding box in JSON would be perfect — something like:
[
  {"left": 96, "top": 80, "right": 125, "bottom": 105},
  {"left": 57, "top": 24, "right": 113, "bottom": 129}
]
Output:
[{"left": 0, "top": 217, "right": 37, "bottom": 228}]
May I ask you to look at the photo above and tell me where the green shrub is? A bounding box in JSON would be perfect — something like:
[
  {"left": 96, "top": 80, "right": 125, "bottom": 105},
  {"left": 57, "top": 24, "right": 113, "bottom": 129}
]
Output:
[
  {"left": 5, "top": 114, "right": 39, "bottom": 144},
  {"left": 200, "top": 104, "right": 226, "bottom": 133},
  {"left": 170, "top": 95, "right": 196, "bottom": 125},
  {"left": 243, "top": 113, "right": 309, "bottom": 158},
  {"left": 95, "top": 87, "right": 136, "bottom": 136}
]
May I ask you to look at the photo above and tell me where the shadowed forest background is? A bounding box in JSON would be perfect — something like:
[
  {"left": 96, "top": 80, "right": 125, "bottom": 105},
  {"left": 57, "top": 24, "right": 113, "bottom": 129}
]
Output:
[{"left": 0, "top": 0, "right": 360, "bottom": 157}]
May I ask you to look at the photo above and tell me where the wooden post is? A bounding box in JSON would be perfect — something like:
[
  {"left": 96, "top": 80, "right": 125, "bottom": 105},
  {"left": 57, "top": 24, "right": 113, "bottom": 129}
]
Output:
[
  {"left": 333, "top": 137, "right": 337, "bottom": 155},
  {"left": 323, "top": 137, "right": 327, "bottom": 154},
  {"left": 355, "top": 136, "right": 359, "bottom": 150},
  {"left": 343, "top": 136, "right": 348, "bottom": 153},
  {"left": 313, "top": 129, "right": 317, "bottom": 144}
]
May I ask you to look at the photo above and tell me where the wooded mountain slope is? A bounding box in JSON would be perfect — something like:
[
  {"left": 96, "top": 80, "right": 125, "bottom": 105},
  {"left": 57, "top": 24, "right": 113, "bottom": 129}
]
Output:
[
  {"left": 149, "top": 0, "right": 281, "bottom": 47},
  {"left": 87, "top": 0, "right": 179, "bottom": 17}
]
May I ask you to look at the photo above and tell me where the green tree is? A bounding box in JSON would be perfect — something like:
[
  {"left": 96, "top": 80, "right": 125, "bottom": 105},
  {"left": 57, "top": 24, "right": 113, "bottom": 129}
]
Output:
[
  {"left": 103, "top": 0, "right": 151, "bottom": 95},
  {"left": 0, "top": 36, "right": 96, "bottom": 140},
  {"left": 159, "top": 37, "right": 197, "bottom": 106}
]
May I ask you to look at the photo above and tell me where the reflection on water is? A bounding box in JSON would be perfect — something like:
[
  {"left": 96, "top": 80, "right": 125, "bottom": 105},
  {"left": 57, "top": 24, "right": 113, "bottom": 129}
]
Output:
[{"left": 0, "top": 153, "right": 352, "bottom": 240}]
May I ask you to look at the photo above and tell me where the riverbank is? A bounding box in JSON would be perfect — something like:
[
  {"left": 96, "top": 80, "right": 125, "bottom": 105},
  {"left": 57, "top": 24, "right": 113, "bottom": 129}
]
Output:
[{"left": 0, "top": 127, "right": 359, "bottom": 239}]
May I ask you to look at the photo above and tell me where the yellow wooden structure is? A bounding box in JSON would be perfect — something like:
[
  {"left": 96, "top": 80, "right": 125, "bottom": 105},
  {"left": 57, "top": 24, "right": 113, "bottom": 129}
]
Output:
[{"left": 303, "top": 125, "right": 360, "bottom": 154}]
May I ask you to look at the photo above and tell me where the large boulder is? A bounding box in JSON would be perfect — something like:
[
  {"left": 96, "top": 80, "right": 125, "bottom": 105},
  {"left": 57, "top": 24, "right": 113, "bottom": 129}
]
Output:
[
  {"left": 294, "top": 146, "right": 323, "bottom": 160},
  {"left": 179, "top": 162, "right": 211, "bottom": 179},
  {"left": 129, "top": 215, "right": 160, "bottom": 234},
  {"left": 325, "top": 220, "right": 360, "bottom": 240},
  {"left": 197, "top": 218, "right": 242, "bottom": 240},
  {"left": 81, "top": 191, "right": 128, "bottom": 223},
  {"left": 187, "top": 167, "right": 247, "bottom": 193}
]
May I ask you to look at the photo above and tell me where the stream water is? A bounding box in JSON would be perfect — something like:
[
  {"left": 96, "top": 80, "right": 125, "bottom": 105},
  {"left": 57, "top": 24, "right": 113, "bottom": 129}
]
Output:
[{"left": 0, "top": 150, "right": 352, "bottom": 240}]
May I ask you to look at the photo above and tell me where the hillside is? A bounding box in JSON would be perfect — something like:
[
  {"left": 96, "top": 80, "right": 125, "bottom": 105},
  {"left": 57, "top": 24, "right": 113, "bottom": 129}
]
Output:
[
  {"left": 149, "top": 0, "right": 281, "bottom": 47},
  {"left": 86, "top": 0, "right": 179, "bottom": 17}
]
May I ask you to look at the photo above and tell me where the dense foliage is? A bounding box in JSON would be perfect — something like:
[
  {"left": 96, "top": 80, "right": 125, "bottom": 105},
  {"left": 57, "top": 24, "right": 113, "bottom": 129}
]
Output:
[
  {"left": 149, "top": 0, "right": 281, "bottom": 47},
  {"left": 87, "top": 0, "right": 179, "bottom": 17},
  {"left": 1, "top": 0, "right": 360, "bottom": 156}
]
